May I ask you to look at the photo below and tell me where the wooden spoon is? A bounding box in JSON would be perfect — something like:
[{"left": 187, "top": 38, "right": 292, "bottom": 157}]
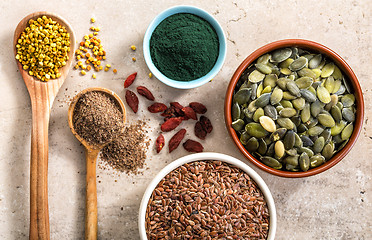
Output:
[
  {"left": 13, "top": 12, "right": 75, "bottom": 240},
  {"left": 68, "top": 88, "right": 126, "bottom": 240}
]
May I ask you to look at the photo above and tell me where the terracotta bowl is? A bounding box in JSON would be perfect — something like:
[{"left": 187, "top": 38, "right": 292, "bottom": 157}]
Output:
[{"left": 224, "top": 39, "right": 364, "bottom": 178}]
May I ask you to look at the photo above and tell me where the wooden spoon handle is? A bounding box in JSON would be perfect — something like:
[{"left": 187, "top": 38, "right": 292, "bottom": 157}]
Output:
[
  {"left": 29, "top": 96, "right": 51, "bottom": 240},
  {"left": 85, "top": 149, "right": 100, "bottom": 240}
]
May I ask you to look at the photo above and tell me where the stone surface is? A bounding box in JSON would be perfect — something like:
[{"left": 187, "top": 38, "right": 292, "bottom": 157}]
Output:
[{"left": 0, "top": 0, "right": 371, "bottom": 239}]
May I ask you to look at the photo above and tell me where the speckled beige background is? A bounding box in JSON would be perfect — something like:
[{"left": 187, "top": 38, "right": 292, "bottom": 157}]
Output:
[{"left": 0, "top": 0, "right": 371, "bottom": 239}]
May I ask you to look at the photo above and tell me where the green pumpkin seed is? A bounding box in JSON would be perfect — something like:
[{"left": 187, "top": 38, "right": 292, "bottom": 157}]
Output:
[
  {"left": 279, "top": 58, "right": 294, "bottom": 68},
  {"left": 320, "top": 128, "right": 332, "bottom": 144},
  {"left": 251, "top": 83, "right": 258, "bottom": 100},
  {"left": 334, "top": 85, "right": 346, "bottom": 95},
  {"left": 262, "top": 85, "right": 272, "bottom": 94},
  {"left": 261, "top": 156, "right": 282, "bottom": 169},
  {"left": 255, "top": 63, "right": 272, "bottom": 74},
  {"left": 291, "top": 116, "right": 301, "bottom": 127},
  {"left": 341, "top": 94, "right": 355, "bottom": 108},
  {"left": 284, "top": 130, "right": 295, "bottom": 150},
  {"left": 300, "top": 89, "right": 317, "bottom": 102},
  {"left": 240, "top": 131, "right": 250, "bottom": 145},
  {"left": 275, "top": 140, "right": 285, "bottom": 158},
  {"left": 271, "top": 48, "right": 292, "bottom": 62},
  {"left": 331, "top": 120, "right": 347, "bottom": 136},
  {"left": 245, "top": 122, "right": 269, "bottom": 138},
  {"left": 253, "top": 108, "right": 265, "bottom": 122},
  {"left": 308, "top": 126, "right": 325, "bottom": 136},
  {"left": 308, "top": 86, "right": 317, "bottom": 96},
  {"left": 232, "top": 102, "right": 241, "bottom": 121},
  {"left": 277, "top": 78, "right": 289, "bottom": 90},
  {"left": 315, "top": 59, "right": 326, "bottom": 70},
  {"left": 270, "top": 87, "right": 283, "bottom": 105},
  {"left": 257, "top": 54, "right": 271, "bottom": 64},
  {"left": 279, "top": 108, "right": 297, "bottom": 118},
  {"left": 336, "top": 102, "right": 344, "bottom": 110},
  {"left": 264, "top": 74, "right": 278, "bottom": 88},
  {"left": 294, "top": 132, "right": 303, "bottom": 148},
  {"left": 305, "top": 118, "right": 319, "bottom": 128},
  {"left": 234, "top": 88, "right": 252, "bottom": 105},
  {"left": 320, "top": 62, "right": 335, "bottom": 78},
  {"left": 299, "top": 147, "right": 314, "bottom": 157},
  {"left": 243, "top": 108, "right": 254, "bottom": 119},
  {"left": 256, "top": 83, "right": 264, "bottom": 98},
  {"left": 255, "top": 93, "right": 271, "bottom": 107},
  {"left": 298, "top": 68, "right": 317, "bottom": 79},
  {"left": 317, "top": 85, "right": 331, "bottom": 104},
  {"left": 276, "top": 105, "right": 284, "bottom": 112},
  {"left": 270, "top": 128, "right": 287, "bottom": 141},
  {"left": 247, "top": 99, "right": 258, "bottom": 114},
  {"left": 317, "top": 113, "right": 336, "bottom": 127},
  {"left": 313, "top": 136, "right": 325, "bottom": 153},
  {"left": 333, "top": 134, "right": 343, "bottom": 144},
  {"left": 325, "top": 94, "right": 338, "bottom": 111},
  {"left": 312, "top": 68, "right": 322, "bottom": 78},
  {"left": 324, "top": 76, "right": 335, "bottom": 93},
  {"left": 280, "top": 68, "right": 292, "bottom": 75},
  {"left": 301, "top": 103, "right": 311, "bottom": 123},
  {"left": 284, "top": 155, "right": 299, "bottom": 166},
  {"left": 310, "top": 154, "right": 325, "bottom": 168},
  {"left": 249, "top": 70, "right": 265, "bottom": 83},
  {"left": 289, "top": 56, "right": 308, "bottom": 71},
  {"left": 342, "top": 107, "right": 355, "bottom": 122},
  {"left": 266, "top": 143, "right": 275, "bottom": 157},
  {"left": 295, "top": 77, "right": 313, "bottom": 89},
  {"left": 286, "top": 164, "right": 300, "bottom": 171},
  {"left": 297, "top": 123, "right": 308, "bottom": 133},
  {"left": 280, "top": 100, "right": 293, "bottom": 108},
  {"left": 343, "top": 77, "right": 353, "bottom": 93},
  {"left": 286, "top": 81, "right": 301, "bottom": 97},
  {"left": 292, "top": 98, "right": 306, "bottom": 110},
  {"left": 258, "top": 138, "right": 268, "bottom": 155},
  {"left": 259, "top": 116, "right": 277, "bottom": 132},
  {"left": 310, "top": 100, "right": 325, "bottom": 117},
  {"left": 299, "top": 152, "right": 310, "bottom": 171},
  {"left": 332, "top": 65, "right": 343, "bottom": 80},
  {"left": 277, "top": 117, "right": 295, "bottom": 130},
  {"left": 246, "top": 137, "right": 259, "bottom": 152},
  {"left": 264, "top": 105, "right": 278, "bottom": 120},
  {"left": 322, "top": 142, "right": 334, "bottom": 160},
  {"left": 332, "top": 80, "right": 342, "bottom": 94},
  {"left": 232, "top": 119, "right": 245, "bottom": 131},
  {"left": 341, "top": 122, "right": 353, "bottom": 140},
  {"left": 309, "top": 54, "right": 322, "bottom": 69}
]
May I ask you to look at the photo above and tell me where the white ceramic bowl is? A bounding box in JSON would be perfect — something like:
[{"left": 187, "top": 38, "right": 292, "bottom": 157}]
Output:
[
  {"left": 143, "top": 5, "right": 227, "bottom": 89},
  {"left": 138, "top": 152, "right": 277, "bottom": 239}
]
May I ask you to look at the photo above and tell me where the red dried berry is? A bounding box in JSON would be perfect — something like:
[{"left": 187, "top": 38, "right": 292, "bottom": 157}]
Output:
[
  {"left": 160, "top": 107, "right": 175, "bottom": 118},
  {"left": 125, "top": 90, "right": 139, "bottom": 113},
  {"left": 181, "top": 106, "right": 197, "bottom": 120},
  {"left": 161, "top": 117, "right": 183, "bottom": 132},
  {"left": 170, "top": 102, "right": 183, "bottom": 110},
  {"left": 169, "top": 129, "right": 186, "bottom": 153},
  {"left": 124, "top": 72, "right": 137, "bottom": 88},
  {"left": 200, "top": 116, "right": 213, "bottom": 133},
  {"left": 194, "top": 121, "right": 207, "bottom": 140},
  {"left": 183, "top": 139, "right": 204, "bottom": 153},
  {"left": 170, "top": 102, "right": 184, "bottom": 116},
  {"left": 189, "top": 102, "right": 207, "bottom": 114},
  {"left": 137, "top": 86, "right": 155, "bottom": 101},
  {"left": 155, "top": 134, "right": 165, "bottom": 153},
  {"left": 148, "top": 102, "right": 168, "bottom": 113}
]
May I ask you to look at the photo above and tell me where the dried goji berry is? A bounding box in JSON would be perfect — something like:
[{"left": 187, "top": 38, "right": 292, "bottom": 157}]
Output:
[
  {"left": 148, "top": 102, "right": 168, "bottom": 113},
  {"left": 169, "top": 129, "right": 186, "bottom": 153},
  {"left": 160, "top": 107, "right": 175, "bottom": 118},
  {"left": 170, "top": 102, "right": 183, "bottom": 110},
  {"left": 200, "top": 116, "right": 213, "bottom": 133},
  {"left": 125, "top": 90, "right": 139, "bottom": 113},
  {"left": 189, "top": 102, "right": 207, "bottom": 114},
  {"left": 155, "top": 134, "right": 165, "bottom": 153},
  {"left": 161, "top": 117, "right": 183, "bottom": 132},
  {"left": 183, "top": 139, "right": 204, "bottom": 153},
  {"left": 170, "top": 102, "right": 184, "bottom": 116},
  {"left": 124, "top": 72, "right": 137, "bottom": 88},
  {"left": 194, "top": 121, "right": 207, "bottom": 140},
  {"left": 181, "top": 106, "right": 197, "bottom": 120},
  {"left": 137, "top": 86, "right": 155, "bottom": 101}
]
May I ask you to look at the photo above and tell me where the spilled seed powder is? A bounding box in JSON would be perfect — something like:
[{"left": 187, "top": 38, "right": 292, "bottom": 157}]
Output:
[
  {"left": 73, "top": 91, "right": 124, "bottom": 146},
  {"left": 100, "top": 121, "right": 150, "bottom": 174}
]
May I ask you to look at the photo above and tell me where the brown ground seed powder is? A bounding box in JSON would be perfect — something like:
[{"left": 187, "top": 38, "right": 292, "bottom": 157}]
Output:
[
  {"left": 73, "top": 91, "right": 124, "bottom": 146},
  {"left": 100, "top": 121, "right": 149, "bottom": 174}
]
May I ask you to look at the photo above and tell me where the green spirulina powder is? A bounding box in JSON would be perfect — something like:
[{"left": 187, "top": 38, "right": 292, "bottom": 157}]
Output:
[{"left": 150, "top": 13, "right": 219, "bottom": 81}]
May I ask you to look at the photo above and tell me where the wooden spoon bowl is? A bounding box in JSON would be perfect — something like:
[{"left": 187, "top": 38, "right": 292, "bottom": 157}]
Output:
[
  {"left": 13, "top": 12, "right": 75, "bottom": 240},
  {"left": 68, "top": 87, "right": 126, "bottom": 240}
]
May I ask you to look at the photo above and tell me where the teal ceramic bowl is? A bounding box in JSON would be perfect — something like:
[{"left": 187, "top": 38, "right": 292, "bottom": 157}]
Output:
[{"left": 143, "top": 5, "right": 227, "bottom": 89}]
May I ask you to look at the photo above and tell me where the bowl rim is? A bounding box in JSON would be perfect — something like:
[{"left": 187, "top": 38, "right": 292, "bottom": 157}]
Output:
[
  {"left": 138, "top": 152, "right": 277, "bottom": 239},
  {"left": 143, "top": 5, "right": 227, "bottom": 89},
  {"left": 224, "top": 39, "right": 364, "bottom": 178}
]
